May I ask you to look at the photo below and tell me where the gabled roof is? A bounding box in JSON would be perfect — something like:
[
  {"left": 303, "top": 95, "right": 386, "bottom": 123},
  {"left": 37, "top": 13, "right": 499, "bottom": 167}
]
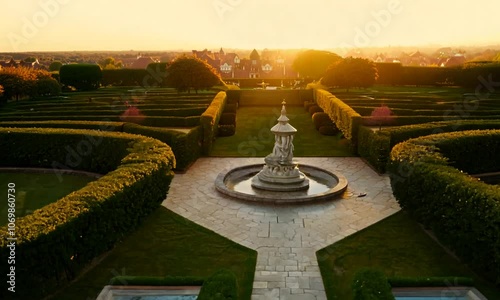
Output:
[
  {"left": 130, "top": 57, "right": 156, "bottom": 69},
  {"left": 250, "top": 49, "right": 260, "bottom": 60}
]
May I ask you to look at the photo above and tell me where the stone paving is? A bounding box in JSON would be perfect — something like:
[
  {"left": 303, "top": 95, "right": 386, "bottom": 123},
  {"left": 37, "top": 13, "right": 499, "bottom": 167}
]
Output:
[{"left": 162, "top": 157, "right": 400, "bottom": 300}]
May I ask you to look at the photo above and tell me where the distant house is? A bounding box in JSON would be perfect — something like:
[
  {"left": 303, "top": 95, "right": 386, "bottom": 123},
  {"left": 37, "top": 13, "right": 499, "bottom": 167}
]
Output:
[
  {"left": 193, "top": 47, "right": 299, "bottom": 80},
  {"left": 129, "top": 56, "right": 157, "bottom": 69},
  {"left": 0, "top": 58, "right": 44, "bottom": 69},
  {"left": 440, "top": 54, "right": 466, "bottom": 67}
]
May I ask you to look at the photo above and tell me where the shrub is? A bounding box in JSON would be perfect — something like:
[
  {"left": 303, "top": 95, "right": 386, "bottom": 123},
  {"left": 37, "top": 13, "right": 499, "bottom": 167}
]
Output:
[
  {"left": 219, "top": 113, "right": 236, "bottom": 125},
  {"left": 352, "top": 269, "right": 395, "bottom": 300},
  {"left": 198, "top": 269, "right": 238, "bottom": 300},
  {"left": 319, "top": 125, "right": 340, "bottom": 136},
  {"left": 304, "top": 100, "right": 314, "bottom": 111},
  {"left": 33, "top": 78, "right": 61, "bottom": 97},
  {"left": 0, "top": 128, "right": 175, "bottom": 299},
  {"left": 60, "top": 64, "right": 102, "bottom": 91},
  {"left": 312, "top": 112, "right": 333, "bottom": 130},
  {"left": 218, "top": 125, "right": 236, "bottom": 137},
  {"left": 201, "top": 92, "right": 227, "bottom": 155},
  {"left": 388, "top": 130, "right": 500, "bottom": 283},
  {"left": 308, "top": 105, "right": 323, "bottom": 115}
]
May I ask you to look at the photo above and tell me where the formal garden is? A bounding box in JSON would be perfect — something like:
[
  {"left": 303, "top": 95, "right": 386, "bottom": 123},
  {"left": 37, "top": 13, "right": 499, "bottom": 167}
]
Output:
[{"left": 0, "top": 54, "right": 499, "bottom": 299}]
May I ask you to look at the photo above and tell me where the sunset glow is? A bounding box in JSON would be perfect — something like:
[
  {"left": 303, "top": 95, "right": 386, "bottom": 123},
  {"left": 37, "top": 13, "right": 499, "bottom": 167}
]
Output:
[{"left": 1, "top": 0, "right": 499, "bottom": 52}]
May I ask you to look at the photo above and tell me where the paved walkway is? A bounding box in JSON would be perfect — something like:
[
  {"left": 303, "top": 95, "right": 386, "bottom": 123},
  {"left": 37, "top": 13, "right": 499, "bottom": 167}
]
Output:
[{"left": 162, "top": 157, "right": 400, "bottom": 300}]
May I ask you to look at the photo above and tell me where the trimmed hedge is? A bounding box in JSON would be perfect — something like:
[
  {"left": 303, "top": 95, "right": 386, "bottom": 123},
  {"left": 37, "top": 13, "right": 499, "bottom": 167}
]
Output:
[
  {"left": 388, "top": 130, "right": 500, "bottom": 283},
  {"left": 0, "top": 121, "right": 201, "bottom": 171},
  {"left": 352, "top": 269, "right": 395, "bottom": 300},
  {"left": 219, "top": 112, "right": 236, "bottom": 126},
  {"left": 358, "top": 120, "right": 500, "bottom": 173},
  {"left": 361, "top": 115, "right": 500, "bottom": 127},
  {"left": 60, "top": 64, "right": 102, "bottom": 91},
  {"left": 0, "top": 115, "right": 200, "bottom": 127},
  {"left": 201, "top": 91, "right": 227, "bottom": 155},
  {"left": 314, "top": 88, "right": 361, "bottom": 143},
  {"left": 0, "top": 128, "right": 175, "bottom": 299},
  {"left": 123, "top": 124, "right": 202, "bottom": 171},
  {"left": 0, "top": 107, "right": 207, "bottom": 117}
]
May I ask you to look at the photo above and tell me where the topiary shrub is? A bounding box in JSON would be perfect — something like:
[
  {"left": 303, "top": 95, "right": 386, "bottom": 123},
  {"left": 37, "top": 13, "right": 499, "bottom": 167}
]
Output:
[
  {"left": 219, "top": 113, "right": 236, "bottom": 126},
  {"left": 218, "top": 125, "right": 235, "bottom": 137},
  {"left": 308, "top": 105, "right": 323, "bottom": 115},
  {"left": 312, "top": 112, "right": 333, "bottom": 130},
  {"left": 352, "top": 269, "right": 395, "bottom": 300},
  {"left": 304, "top": 100, "right": 314, "bottom": 111},
  {"left": 319, "top": 125, "right": 340, "bottom": 136}
]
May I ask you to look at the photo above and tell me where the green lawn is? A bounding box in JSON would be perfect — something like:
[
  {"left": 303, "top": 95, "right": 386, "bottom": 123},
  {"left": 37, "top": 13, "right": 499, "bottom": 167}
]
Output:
[
  {"left": 211, "top": 106, "right": 354, "bottom": 157},
  {"left": 51, "top": 206, "right": 257, "bottom": 300},
  {"left": 317, "top": 211, "right": 500, "bottom": 300},
  {"left": 0, "top": 171, "right": 95, "bottom": 225}
]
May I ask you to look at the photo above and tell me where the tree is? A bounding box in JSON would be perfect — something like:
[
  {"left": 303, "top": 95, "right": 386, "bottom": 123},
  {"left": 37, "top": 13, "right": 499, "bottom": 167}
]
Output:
[
  {"left": 34, "top": 78, "right": 61, "bottom": 97},
  {"left": 321, "top": 57, "right": 378, "bottom": 92},
  {"left": 98, "top": 57, "right": 123, "bottom": 70},
  {"left": 0, "top": 66, "right": 59, "bottom": 101},
  {"left": 0, "top": 85, "right": 3, "bottom": 97},
  {"left": 292, "top": 50, "right": 342, "bottom": 80},
  {"left": 49, "top": 61, "right": 63, "bottom": 72},
  {"left": 166, "top": 56, "right": 222, "bottom": 93},
  {"left": 60, "top": 64, "right": 102, "bottom": 91},
  {"left": 370, "top": 105, "right": 393, "bottom": 130},
  {"left": 0, "top": 66, "right": 37, "bottom": 101}
]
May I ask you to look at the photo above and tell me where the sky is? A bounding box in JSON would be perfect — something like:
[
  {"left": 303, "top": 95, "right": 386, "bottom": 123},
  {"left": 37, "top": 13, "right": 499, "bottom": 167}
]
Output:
[{"left": 1, "top": 0, "right": 499, "bottom": 52}]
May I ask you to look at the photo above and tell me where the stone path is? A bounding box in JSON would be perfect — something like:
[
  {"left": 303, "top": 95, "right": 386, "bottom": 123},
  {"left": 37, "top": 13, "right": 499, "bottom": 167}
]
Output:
[{"left": 162, "top": 157, "right": 400, "bottom": 300}]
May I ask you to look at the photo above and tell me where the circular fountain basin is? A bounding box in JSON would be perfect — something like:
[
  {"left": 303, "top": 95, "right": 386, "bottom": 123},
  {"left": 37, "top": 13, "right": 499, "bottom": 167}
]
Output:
[{"left": 215, "top": 164, "right": 348, "bottom": 204}]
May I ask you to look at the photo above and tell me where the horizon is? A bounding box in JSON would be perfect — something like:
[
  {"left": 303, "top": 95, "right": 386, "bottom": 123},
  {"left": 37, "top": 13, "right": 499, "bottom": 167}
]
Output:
[{"left": 1, "top": 0, "right": 500, "bottom": 53}]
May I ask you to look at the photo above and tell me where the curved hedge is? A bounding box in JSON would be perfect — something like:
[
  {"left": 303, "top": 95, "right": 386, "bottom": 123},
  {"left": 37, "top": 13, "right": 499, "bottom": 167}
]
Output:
[
  {"left": 313, "top": 88, "right": 361, "bottom": 144},
  {"left": 388, "top": 130, "right": 500, "bottom": 283},
  {"left": 201, "top": 91, "right": 227, "bottom": 155},
  {"left": 0, "top": 121, "right": 201, "bottom": 171},
  {"left": 359, "top": 120, "right": 500, "bottom": 173},
  {"left": 0, "top": 128, "right": 175, "bottom": 299}
]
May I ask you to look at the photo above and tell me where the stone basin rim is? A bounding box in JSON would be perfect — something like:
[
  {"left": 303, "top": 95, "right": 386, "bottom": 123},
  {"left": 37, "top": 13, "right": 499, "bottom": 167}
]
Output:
[{"left": 215, "top": 164, "right": 348, "bottom": 204}]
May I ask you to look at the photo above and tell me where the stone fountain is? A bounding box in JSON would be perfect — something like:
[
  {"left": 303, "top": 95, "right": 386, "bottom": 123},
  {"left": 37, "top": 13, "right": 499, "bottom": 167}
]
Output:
[
  {"left": 251, "top": 101, "right": 310, "bottom": 192},
  {"left": 215, "top": 101, "right": 348, "bottom": 204}
]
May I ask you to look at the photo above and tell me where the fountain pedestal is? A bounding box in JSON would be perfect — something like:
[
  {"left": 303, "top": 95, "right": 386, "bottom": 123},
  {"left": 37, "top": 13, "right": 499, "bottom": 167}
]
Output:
[{"left": 251, "top": 101, "right": 310, "bottom": 192}]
